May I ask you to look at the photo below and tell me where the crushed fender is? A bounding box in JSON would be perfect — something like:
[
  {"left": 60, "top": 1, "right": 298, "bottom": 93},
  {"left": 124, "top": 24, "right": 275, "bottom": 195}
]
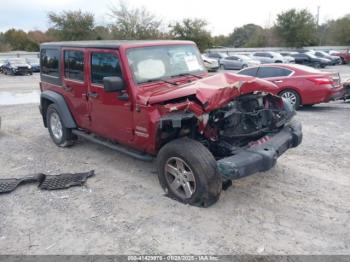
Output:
[{"left": 0, "top": 170, "right": 94, "bottom": 194}]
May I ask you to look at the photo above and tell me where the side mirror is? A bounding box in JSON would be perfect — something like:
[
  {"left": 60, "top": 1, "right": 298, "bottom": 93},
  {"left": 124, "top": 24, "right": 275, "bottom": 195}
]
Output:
[{"left": 103, "top": 76, "right": 124, "bottom": 92}]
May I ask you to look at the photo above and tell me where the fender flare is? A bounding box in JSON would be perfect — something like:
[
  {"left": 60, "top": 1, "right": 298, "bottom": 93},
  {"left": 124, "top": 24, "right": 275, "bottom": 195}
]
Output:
[{"left": 40, "top": 90, "right": 77, "bottom": 128}]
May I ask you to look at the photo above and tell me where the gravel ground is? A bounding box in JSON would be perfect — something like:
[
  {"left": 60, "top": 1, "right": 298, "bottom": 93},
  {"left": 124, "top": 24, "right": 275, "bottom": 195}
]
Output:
[{"left": 0, "top": 66, "right": 349, "bottom": 255}]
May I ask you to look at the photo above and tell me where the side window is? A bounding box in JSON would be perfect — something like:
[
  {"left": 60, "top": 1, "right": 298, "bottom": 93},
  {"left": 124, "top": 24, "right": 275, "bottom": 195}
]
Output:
[
  {"left": 41, "top": 49, "right": 59, "bottom": 77},
  {"left": 64, "top": 50, "right": 84, "bottom": 81},
  {"left": 238, "top": 67, "right": 258, "bottom": 77},
  {"left": 91, "top": 53, "right": 122, "bottom": 85},
  {"left": 257, "top": 67, "right": 292, "bottom": 78}
]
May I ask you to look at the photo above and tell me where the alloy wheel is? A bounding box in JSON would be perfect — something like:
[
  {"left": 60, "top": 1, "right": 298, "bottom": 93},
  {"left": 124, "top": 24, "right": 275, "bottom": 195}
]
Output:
[
  {"left": 165, "top": 157, "right": 196, "bottom": 199},
  {"left": 281, "top": 91, "right": 297, "bottom": 106},
  {"left": 50, "top": 112, "right": 63, "bottom": 141}
]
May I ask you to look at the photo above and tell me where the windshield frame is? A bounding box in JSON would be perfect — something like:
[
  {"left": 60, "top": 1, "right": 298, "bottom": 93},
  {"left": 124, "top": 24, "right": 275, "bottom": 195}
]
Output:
[{"left": 125, "top": 44, "right": 206, "bottom": 86}]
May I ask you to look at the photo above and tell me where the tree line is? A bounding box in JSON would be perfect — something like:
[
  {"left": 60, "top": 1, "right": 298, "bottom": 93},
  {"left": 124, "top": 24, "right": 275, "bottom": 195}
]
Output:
[{"left": 0, "top": 2, "right": 349, "bottom": 53}]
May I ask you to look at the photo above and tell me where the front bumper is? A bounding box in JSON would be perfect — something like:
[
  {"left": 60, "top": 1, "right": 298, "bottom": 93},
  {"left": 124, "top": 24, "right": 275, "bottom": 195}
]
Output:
[{"left": 217, "top": 119, "right": 302, "bottom": 180}]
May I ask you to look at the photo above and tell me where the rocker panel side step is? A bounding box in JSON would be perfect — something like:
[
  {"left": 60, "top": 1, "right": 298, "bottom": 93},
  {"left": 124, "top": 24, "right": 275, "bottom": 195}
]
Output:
[{"left": 72, "top": 129, "right": 154, "bottom": 162}]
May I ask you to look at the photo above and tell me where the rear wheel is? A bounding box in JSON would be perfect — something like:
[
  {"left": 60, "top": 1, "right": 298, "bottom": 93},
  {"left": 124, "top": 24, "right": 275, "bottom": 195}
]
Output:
[
  {"left": 157, "top": 138, "right": 222, "bottom": 207},
  {"left": 314, "top": 62, "right": 321, "bottom": 68},
  {"left": 46, "top": 104, "right": 74, "bottom": 147},
  {"left": 241, "top": 64, "right": 248, "bottom": 69},
  {"left": 279, "top": 89, "right": 301, "bottom": 109}
]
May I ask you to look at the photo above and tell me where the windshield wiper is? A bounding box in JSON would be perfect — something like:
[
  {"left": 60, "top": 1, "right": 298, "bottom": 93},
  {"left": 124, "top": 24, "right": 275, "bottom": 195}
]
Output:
[
  {"left": 139, "top": 78, "right": 178, "bottom": 86},
  {"left": 171, "top": 73, "right": 202, "bottom": 79}
]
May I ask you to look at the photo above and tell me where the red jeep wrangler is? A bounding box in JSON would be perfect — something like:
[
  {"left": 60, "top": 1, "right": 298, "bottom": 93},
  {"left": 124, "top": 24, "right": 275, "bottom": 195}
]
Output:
[{"left": 39, "top": 40, "right": 302, "bottom": 207}]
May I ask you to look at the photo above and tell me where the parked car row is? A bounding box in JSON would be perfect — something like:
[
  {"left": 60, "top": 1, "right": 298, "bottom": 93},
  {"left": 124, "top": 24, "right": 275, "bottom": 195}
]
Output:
[
  {"left": 203, "top": 49, "right": 346, "bottom": 71},
  {"left": 0, "top": 57, "right": 40, "bottom": 75}
]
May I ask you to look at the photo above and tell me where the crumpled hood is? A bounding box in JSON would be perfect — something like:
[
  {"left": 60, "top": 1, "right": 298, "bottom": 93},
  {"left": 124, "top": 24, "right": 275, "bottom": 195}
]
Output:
[{"left": 137, "top": 73, "right": 278, "bottom": 111}]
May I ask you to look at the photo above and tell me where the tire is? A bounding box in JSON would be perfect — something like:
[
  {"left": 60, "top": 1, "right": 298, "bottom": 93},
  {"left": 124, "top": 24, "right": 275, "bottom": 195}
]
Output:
[
  {"left": 303, "top": 104, "right": 314, "bottom": 108},
  {"left": 157, "top": 138, "right": 222, "bottom": 207},
  {"left": 275, "top": 60, "right": 282, "bottom": 63},
  {"left": 241, "top": 64, "right": 248, "bottom": 69},
  {"left": 314, "top": 62, "right": 321, "bottom": 68},
  {"left": 279, "top": 89, "right": 301, "bottom": 109},
  {"left": 46, "top": 104, "right": 74, "bottom": 147},
  {"left": 220, "top": 64, "right": 225, "bottom": 70}
]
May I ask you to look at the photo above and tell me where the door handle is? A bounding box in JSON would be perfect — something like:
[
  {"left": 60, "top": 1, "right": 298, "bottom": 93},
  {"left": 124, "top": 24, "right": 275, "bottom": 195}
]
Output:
[{"left": 87, "top": 92, "right": 99, "bottom": 98}]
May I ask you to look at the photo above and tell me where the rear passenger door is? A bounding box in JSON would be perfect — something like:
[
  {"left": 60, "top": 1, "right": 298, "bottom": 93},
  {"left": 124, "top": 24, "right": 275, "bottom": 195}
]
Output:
[
  {"left": 256, "top": 66, "right": 293, "bottom": 88},
  {"left": 62, "top": 48, "right": 90, "bottom": 128},
  {"left": 86, "top": 49, "right": 133, "bottom": 144}
]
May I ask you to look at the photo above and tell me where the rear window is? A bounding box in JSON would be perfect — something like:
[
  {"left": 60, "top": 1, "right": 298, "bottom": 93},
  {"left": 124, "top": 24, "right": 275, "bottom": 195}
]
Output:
[
  {"left": 238, "top": 67, "right": 258, "bottom": 77},
  {"left": 257, "top": 67, "right": 293, "bottom": 78},
  {"left": 64, "top": 50, "right": 84, "bottom": 81},
  {"left": 41, "top": 49, "right": 59, "bottom": 77},
  {"left": 290, "top": 64, "right": 322, "bottom": 73}
]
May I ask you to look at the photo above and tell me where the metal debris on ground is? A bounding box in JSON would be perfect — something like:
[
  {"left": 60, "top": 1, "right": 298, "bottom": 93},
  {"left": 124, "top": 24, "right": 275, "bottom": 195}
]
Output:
[{"left": 0, "top": 170, "right": 95, "bottom": 194}]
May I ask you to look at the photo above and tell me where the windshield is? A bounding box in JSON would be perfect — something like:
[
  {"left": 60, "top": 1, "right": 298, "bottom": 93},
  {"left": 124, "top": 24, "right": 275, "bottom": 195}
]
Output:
[
  {"left": 126, "top": 45, "right": 205, "bottom": 84},
  {"left": 291, "top": 64, "right": 322, "bottom": 73},
  {"left": 27, "top": 58, "right": 39, "bottom": 63},
  {"left": 307, "top": 53, "right": 317, "bottom": 59},
  {"left": 8, "top": 58, "right": 26, "bottom": 64},
  {"left": 236, "top": 55, "right": 253, "bottom": 61}
]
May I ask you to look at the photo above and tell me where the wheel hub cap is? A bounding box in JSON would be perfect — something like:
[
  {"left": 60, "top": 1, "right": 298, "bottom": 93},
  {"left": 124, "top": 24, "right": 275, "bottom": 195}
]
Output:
[
  {"left": 165, "top": 157, "right": 196, "bottom": 199},
  {"left": 50, "top": 112, "right": 63, "bottom": 140},
  {"left": 281, "top": 92, "right": 297, "bottom": 105}
]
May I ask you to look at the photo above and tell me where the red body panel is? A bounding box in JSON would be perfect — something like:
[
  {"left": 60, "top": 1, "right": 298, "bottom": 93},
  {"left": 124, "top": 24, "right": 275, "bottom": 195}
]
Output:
[{"left": 40, "top": 41, "right": 284, "bottom": 155}]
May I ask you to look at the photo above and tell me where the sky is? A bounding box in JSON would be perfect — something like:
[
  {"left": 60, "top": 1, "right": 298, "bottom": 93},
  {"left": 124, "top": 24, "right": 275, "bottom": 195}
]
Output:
[{"left": 0, "top": 0, "right": 349, "bottom": 35}]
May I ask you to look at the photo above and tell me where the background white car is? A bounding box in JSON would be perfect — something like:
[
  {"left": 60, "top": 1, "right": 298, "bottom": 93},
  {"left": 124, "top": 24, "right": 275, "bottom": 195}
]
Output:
[{"left": 201, "top": 54, "right": 219, "bottom": 71}]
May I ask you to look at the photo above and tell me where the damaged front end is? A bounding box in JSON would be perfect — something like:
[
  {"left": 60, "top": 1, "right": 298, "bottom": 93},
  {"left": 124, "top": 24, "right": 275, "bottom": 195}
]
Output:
[{"left": 158, "top": 90, "right": 302, "bottom": 180}]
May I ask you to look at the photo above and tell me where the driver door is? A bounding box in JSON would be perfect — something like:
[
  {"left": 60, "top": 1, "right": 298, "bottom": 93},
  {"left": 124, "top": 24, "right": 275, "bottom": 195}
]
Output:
[{"left": 86, "top": 49, "right": 134, "bottom": 144}]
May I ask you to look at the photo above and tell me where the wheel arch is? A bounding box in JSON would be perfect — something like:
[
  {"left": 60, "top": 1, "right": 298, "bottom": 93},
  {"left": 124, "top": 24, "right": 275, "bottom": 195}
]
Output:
[{"left": 40, "top": 91, "right": 76, "bottom": 128}]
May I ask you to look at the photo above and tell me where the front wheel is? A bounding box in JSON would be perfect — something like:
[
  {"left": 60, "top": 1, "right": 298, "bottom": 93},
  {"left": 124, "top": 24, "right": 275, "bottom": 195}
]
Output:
[
  {"left": 46, "top": 104, "right": 74, "bottom": 147},
  {"left": 157, "top": 138, "right": 222, "bottom": 207},
  {"left": 279, "top": 89, "right": 301, "bottom": 109}
]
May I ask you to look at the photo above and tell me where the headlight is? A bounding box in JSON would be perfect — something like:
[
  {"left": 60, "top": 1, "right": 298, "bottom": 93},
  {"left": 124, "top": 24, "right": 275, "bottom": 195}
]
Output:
[{"left": 28, "top": 65, "right": 32, "bottom": 69}]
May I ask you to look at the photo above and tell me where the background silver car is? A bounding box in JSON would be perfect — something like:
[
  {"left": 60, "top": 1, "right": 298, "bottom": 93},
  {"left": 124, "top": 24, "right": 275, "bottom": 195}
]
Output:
[
  {"left": 201, "top": 54, "right": 219, "bottom": 72},
  {"left": 251, "top": 51, "right": 288, "bottom": 63},
  {"left": 219, "top": 54, "right": 260, "bottom": 70}
]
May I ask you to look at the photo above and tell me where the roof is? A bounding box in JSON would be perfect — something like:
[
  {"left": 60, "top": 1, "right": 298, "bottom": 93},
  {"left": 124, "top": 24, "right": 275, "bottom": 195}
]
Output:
[{"left": 40, "top": 40, "right": 194, "bottom": 49}]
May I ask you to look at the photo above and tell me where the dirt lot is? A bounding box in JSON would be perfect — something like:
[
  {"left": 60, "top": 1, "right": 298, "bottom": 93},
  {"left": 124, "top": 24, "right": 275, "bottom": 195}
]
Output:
[{"left": 0, "top": 66, "right": 349, "bottom": 255}]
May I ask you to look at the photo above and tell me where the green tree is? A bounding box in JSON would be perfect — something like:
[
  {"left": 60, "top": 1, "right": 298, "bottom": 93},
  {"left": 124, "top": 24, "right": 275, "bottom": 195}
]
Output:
[
  {"left": 227, "top": 24, "right": 265, "bottom": 47},
  {"left": 169, "top": 18, "right": 212, "bottom": 52},
  {"left": 109, "top": 1, "right": 162, "bottom": 39},
  {"left": 322, "top": 15, "right": 350, "bottom": 45},
  {"left": 275, "top": 9, "right": 317, "bottom": 47},
  {"left": 48, "top": 10, "right": 95, "bottom": 41},
  {"left": 93, "top": 26, "right": 112, "bottom": 40},
  {"left": 212, "top": 34, "right": 230, "bottom": 47},
  {"left": 3, "top": 29, "right": 38, "bottom": 51}
]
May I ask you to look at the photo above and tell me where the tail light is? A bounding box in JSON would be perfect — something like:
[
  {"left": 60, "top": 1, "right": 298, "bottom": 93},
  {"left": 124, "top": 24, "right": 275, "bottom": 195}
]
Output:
[
  {"left": 308, "top": 73, "right": 341, "bottom": 88},
  {"left": 308, "top": 77, "right": 332, "bottom": 85}
]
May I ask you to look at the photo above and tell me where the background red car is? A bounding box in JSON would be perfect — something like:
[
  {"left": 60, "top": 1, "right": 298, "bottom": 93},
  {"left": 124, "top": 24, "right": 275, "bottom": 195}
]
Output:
[{"left": 237, "top": 64, "right": 344, "bottom": 108}]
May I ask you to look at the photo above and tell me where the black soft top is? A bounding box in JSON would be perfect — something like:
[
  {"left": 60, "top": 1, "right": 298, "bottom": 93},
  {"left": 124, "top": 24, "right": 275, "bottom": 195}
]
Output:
[{"left": 40, "top": 40, "right": 194, "bottom": 49}]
